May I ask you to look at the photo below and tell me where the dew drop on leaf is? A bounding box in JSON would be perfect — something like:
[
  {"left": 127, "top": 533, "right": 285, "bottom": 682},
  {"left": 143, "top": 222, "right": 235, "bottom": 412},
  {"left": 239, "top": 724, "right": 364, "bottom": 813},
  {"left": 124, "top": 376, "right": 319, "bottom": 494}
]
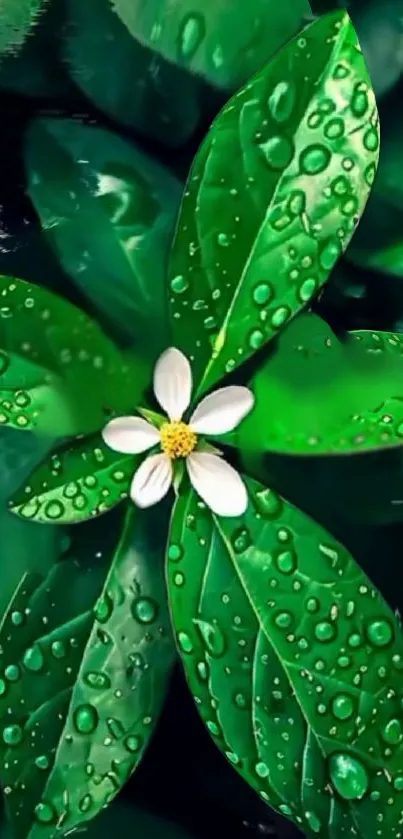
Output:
[
  {"left": 329, "top": 753, "right": 369, "bottom": 800},
  {"left": 73, "top": 703, "right": 99, "bottom": 734}
]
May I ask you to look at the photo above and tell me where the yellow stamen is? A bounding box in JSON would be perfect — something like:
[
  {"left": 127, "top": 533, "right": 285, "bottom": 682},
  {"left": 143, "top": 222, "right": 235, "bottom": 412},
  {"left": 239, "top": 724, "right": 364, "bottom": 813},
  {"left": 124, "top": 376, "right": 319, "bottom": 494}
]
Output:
[{"left": 160, "top": 421, "right": 197, "bottom": 459}]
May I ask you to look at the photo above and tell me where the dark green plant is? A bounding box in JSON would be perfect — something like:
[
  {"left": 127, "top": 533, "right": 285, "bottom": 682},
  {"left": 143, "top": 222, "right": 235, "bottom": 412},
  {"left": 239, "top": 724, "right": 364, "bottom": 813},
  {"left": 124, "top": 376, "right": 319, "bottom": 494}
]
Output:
[{"left": 0, "top": 5, "right": 403, "bottom": 839}]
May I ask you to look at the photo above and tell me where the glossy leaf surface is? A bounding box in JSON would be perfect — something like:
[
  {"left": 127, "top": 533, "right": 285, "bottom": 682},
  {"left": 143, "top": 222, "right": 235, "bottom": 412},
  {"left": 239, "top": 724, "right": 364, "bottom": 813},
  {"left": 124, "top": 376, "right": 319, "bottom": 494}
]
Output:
[
  {"left": 168, "top": 479, "right": 403, "bottom": 838},
  {"left": 112, "top": 0, "right": 311, "bottom": 90},
  {"left": 168, "top": 11, "right": 379, "bottom": 395},
  {"left": 0, "top": 0, "right": 47, "bottom": 56},
  {"left": 63, "top": 0, "right": 203, "bottom": 146},
  {"left": 0, "top": 275, "right": 144, "bottom": 435},
  {"left": 9, "top": 434, "right": 137, "bottom": 525},
  {"left": 235, "top": 318, "right": 403, "bottom": 455},
  {"left": 0, "top": 506, "right": 174, "bottom": 839},
  {"left": 25, "top": 118, "right": 181, "bottom": 359}
]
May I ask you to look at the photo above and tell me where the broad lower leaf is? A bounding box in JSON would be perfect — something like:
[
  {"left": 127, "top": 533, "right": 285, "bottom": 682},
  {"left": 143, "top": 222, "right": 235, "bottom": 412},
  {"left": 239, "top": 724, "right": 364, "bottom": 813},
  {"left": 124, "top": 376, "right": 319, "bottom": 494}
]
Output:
[
  {"left": 168, "top": 479, "right": 403, "bottom": 838},
  {"left": 0, "top": 506, "right": 174, "bottom": 839},
  {"left": 25, "top": 117, "right": 181, "bottom": 360},
  {"left": 62, "top": 0, "right": 203, "bottom": 146},
  {"left": 112, "top": 0, "right": 311, "bottom": 90},
  {"left": 0, "top": 275, "right": 145, "bottom": 435},
  {"left": 235, "top": 319, "right": 403, "bottom": 455},
  {"left": 9, "top": 434, "right": 138, "bottom": 524},
  {"left": 0, "top": 0, "right": 48, "bottom": 56},
  {"left": 168, "top": 10, "right": 379, "bottom": 396}
]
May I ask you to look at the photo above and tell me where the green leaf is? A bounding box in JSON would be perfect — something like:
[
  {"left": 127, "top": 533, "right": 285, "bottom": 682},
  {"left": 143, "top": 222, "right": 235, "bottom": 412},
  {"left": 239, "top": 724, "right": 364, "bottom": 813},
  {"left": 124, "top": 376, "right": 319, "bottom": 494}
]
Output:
[
  {"left": 112, "top": 0, "right": 311, "bottom": 90},
  {"left": 9, "top": 434, "right": 138, "bottom": 524},
  {"left": 0, "top": 506, "right": 174, "bottom": 839},
  {"left": 0, "top": 0, "right": 48, "bottom": 56},
  {"left": 235, "top": 317, "right": 403, "bottom": 455},
  {"left": 62, "top": 0, "right": 203, "bottom": 146},
  {"left": 168, "top": 479, "right": 403, "bottom": 838},
  {"left": 168, "top": 10, "right": 379, "bottom": 396},
  {"left": 25, "top": 117, "right": 181, "bottom": 359},
  {"left": 0, "top": 275, "right": 145, "bottom": 436}
]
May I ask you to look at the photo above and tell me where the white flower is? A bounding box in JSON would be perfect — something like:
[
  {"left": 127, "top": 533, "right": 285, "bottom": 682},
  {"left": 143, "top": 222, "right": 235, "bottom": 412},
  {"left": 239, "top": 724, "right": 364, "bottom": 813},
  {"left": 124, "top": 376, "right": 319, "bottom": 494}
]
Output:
[{"left": 102, "top": 347, "right": 254, "bottom": 517}]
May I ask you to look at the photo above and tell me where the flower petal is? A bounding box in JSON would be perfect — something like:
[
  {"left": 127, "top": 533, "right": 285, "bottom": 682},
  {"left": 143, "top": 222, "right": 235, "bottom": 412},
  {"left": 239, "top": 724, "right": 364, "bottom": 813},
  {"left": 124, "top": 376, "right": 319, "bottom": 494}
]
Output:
[
  {"left": 102, "top": 416, "right": 159, "bottom": 454},
  {"left": 153, "top": 347, "right": 192, "bottom": 420},
  {"left": 187, "top": 452, "right": 248, "bottom": 517},
  {"left": 189, "top": 386, "right": 254, "bottom": 435},
  {"left": 130, "top": 453, "right": 173, "bottom": 508}
]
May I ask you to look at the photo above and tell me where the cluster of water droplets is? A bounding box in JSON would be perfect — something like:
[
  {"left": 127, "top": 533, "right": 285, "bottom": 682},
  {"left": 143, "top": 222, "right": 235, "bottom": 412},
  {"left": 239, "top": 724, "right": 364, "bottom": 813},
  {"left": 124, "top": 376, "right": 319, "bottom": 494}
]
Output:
[
  {"left": 0, "top": 536, "right": 171, "bottom": 835},
  {"left": 168, "top": 13, "right": 379, "bottom": 390},
  {"left": 168, "top": 480, "right": 403, "bottom": 837}
]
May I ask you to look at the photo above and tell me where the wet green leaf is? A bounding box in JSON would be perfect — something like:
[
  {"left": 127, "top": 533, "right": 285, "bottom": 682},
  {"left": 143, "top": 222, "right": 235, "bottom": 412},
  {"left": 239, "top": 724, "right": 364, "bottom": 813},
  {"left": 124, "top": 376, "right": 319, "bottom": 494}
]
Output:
[
  {"left": 25, "top": 118, "right": 181, "bottom": 359},
  {"left": 9, "top": 434, "right": 138, "bottom": 525},
  {"left": 168, "top": 11, "right": 379, "bottom": 396},
  {"left": 62, "top": 0, "right": 203, "bottom": 146},
  {"left": 0, "top": 275, "right": 145, "bottom": 436},
  {"left": 234, "top": 318, "right": 403, "bottom": 455},
  {"left": 112, "top": 0, "right": 311, "bottom": 90},
  {"left": 168, "top": 479, "right": 403, "bottom": 838},
  {"left": 0, "top": 506, "right": 174, "bottom": 839},
  {"left": 0, "top": 0, "right": 48, "bottom": 56}
]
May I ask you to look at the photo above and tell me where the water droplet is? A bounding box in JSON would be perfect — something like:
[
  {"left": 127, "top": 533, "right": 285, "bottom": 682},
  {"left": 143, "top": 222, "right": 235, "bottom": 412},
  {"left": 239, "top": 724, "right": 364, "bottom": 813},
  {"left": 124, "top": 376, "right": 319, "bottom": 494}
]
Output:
[
  {"left": 197, "top": 661, "right": 208, "bottom": 681},
  {"left": 329, "top": 753, "right": 369, "bottom": 800},
  {"left": 107, "top": 718, "right": 125, "bottom": 740},
  {"left": 255, "top": 761, "right": 269, "bottom": 778},
  {"left": 319, "top": 240, "right": 340, "bottom": 271},
  {"left": 95, "top": 592, "right": 113, "bottom": 623},
  {"left": 178, "top": 13, "right": 205, "bottom": 60},
  {"left": 195, "top": 620, "right": 226, "bottom": 656},
  {"left": 5, "top": 664, "right": 20, "bottom": 682},
  {"left": 248, "top": 329, "right": 265, "bottom": 350},
  {"left": 306, "top": 597, "right": 320, "bottom": 613},
  {"left": 83, "top": 671, "right": 111, "bottom": 690},
  {"left": 11, "top": 610, "right": 24, "bottom": 626},
  {"left": 324, "top": 118, "right": 344, "bottom": 139},
  {"left": 232, "top": 528, "right": 251, "bottom": 553},
  {"left": 274, "top": 611, "right": 293, "bottom": 629},
  {"left": 217, "top": 232, "right": 229, "bottom": 247},
  {"left": 131, "top": 597, "right": 158, "bottom": 624},
  {"left": 268, "top": 81, "right": 295, "bottom": 123},
  {"left": 0, "top": 679, "right": 6, "bottom": 696},
  {"left": 275, "top": 550, "right": 297, "bottom": 575},
  {"left": 253, "top": 283, "right": 273, "bottom": 306},
  {"left": 73, "top": 704, "right": 99, "bottom": 734},
  {"left": 314, "top": 621, "right": 336, "bottom": 642},
  {"left": 23, "top": 644, "right": 44, "bottom": 672},
  {"left": 381, "top": 719, "right": 402, "bottom": 745},
  {"left": 300, "top": 145, "right": 331, "bottom": 175},
  {"left": 298, "top": 278, "right": 316, "bottom": 303},
  {"left": 288, "top": 190, "right": 306, "bottom": 216},
  {"left": 334, "top": 63, "right": 349, "bottom": 79},
  {"left": 35, "top": 755, "right": 50, "bottom": 770},
  {"left": 365, "top": 163, "right": 376, "bottom": 187},
  {"left": 44, "top": 500, "right": 64, "bottom": 520},
  {"left": 234, "top": 691, "right": 248, "bottom": 709},
  {"left": 394, "top": 776, "right": 403, "bottom": 792},
  {"left": 206, "top": 720, "right": 220, "bottom": 736},
  {"left": 177, "top": 631, "right": 193, "bottom": 654},
  {"left": 50, "top": 640, "right": 66, "bottom": 659},
  {"left": 254, "top": 488, "right": 282, "bottom": 518},
  {"left": 3, "top": 724, "right": 23, "bottom": 746},
  {"left": 260, "top": 136, "right": 294, "bottom": 170},
  {"left": 125, "top": 734, "right": 141, "bottom": 753},
  {"left": 79, "top": 794, "right": 92, "bottom": 813},
  {"left": 64, "top": 482, "right": 79, "bottom": 499},
  {"left": 305, "top": 811, "right": 321, "bottom": 833},
  {"left": 366, "top": 619, "right": 393, "bottom": 648},
  {"left": 363, "top": 128, "right": 379, "bottom": 152},
  {"left": 168, "top": 543, "right": 183, "bottom": 562},
  {"left": 34, "top": 802, "right": 56, "bottom": 824},
  {"left": 170, "top": 275, "right": 189, "bottom": 294},
  {"left": 351, "top": 85, "right": 368, "bottom": 117},
  {"left": 332, "top": 694, "right": 354, "bottom": 721},
  {"left": 271, "top": 306, "right": 290, "bottom": 329}
]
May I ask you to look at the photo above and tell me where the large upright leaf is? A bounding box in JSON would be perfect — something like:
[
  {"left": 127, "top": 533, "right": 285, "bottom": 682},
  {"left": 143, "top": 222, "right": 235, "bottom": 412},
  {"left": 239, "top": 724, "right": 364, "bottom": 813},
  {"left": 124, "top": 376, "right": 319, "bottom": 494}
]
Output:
[
  {"left": 25, "top": 118, "right": 181, "bottom": 359},
  {"left": 168, "top": 11, "right": 379, "bottom": 396},
  {"left": 0, "top": 275, "right": 145, "bottom": 435},
  {"left": 0, "top": 0, "right": 48, "bottom": 56},
  {"left": 234, "top": 317, "right": 403, "bottom": 455},
  {"left": 112, "top": 0, "right": 311, "bottom": 90},
  {"left": 168, "top": 480, "right": 403, "bottom": 838},
  {"left": 62, "top": 0, "right": 203, "bottom": 146},
  {"left": 0, "top": 506, "right": 174, "bottom": 839}
]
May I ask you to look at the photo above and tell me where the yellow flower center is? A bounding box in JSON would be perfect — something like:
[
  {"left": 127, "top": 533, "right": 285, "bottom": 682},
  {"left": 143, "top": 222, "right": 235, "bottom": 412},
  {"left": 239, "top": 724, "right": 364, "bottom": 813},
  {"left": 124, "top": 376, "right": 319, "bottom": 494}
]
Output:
[{"left": 160, "top": 421, "right": 197, "bottom": 459}]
